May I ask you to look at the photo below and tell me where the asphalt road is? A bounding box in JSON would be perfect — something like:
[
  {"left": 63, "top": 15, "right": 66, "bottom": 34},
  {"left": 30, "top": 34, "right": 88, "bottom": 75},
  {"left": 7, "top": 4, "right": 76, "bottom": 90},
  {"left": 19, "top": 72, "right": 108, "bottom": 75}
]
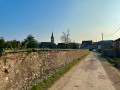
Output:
[{"left": 48, "top": 52, "right": 116, "bottom": 90}]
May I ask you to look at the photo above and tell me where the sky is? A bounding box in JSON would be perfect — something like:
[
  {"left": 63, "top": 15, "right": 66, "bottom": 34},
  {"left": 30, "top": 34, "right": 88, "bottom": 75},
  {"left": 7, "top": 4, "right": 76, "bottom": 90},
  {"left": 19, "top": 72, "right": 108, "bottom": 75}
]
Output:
[{"left": 1, "top": 0, "right": 120, "bottom": 43}]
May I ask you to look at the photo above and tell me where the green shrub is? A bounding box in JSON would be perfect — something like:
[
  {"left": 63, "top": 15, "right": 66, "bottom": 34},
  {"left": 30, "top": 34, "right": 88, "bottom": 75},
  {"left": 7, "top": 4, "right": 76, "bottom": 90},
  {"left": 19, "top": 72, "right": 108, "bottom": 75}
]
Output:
[{"left": 0, "top": 48, "right": 3, "bottom": 56}]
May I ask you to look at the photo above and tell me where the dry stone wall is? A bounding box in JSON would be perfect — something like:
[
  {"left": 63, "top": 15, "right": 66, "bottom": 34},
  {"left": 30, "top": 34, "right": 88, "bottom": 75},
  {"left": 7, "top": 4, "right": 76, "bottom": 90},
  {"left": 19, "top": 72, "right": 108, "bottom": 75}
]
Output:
[{"left": 0, "top": 49, "right": 89, "bottom": 90}]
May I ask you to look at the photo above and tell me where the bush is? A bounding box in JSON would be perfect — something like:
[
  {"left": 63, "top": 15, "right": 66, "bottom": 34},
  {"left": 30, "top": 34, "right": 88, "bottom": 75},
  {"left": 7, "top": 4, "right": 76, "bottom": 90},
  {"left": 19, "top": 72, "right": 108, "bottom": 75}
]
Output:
[{"left": 0, "top": 48, "right": 3, "bottom": 56}]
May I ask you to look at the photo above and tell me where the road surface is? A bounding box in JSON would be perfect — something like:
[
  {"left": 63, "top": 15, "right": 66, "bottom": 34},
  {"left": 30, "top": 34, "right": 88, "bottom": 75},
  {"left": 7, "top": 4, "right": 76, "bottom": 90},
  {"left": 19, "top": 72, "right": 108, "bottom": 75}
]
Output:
[{"left": 48, "top": 52, "right": 119, "bottom": 90}]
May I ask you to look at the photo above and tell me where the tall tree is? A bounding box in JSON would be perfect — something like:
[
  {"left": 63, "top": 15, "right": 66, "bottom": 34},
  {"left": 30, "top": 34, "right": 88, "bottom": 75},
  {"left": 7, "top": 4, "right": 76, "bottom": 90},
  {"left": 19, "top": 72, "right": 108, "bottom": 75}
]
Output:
[
  {"left": 25, "top": 35, "right": 38, "bottom": 48},
  {"left": 60, "top": 29, "right": 71, "bottom": 44}
]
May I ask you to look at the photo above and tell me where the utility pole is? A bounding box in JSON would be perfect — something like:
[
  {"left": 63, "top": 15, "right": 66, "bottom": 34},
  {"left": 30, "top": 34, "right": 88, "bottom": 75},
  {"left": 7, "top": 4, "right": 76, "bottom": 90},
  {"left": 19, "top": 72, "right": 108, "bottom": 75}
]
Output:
[
  {"left": 101, "top": 33, "right": 103, "bottom": 52},
  {"left": 102, "top": 33, "right": 103, "bottom": 41}
]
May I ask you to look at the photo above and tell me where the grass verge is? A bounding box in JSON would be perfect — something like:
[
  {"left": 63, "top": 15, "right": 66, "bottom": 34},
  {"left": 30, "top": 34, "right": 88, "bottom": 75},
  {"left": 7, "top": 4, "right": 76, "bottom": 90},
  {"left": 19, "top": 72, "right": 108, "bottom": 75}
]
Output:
[
  {"left": 30, "top": 52, "right": 90, "bottom": 90},
  {"left": 102, "top": 55, "right": 120, "bottom": 69}
]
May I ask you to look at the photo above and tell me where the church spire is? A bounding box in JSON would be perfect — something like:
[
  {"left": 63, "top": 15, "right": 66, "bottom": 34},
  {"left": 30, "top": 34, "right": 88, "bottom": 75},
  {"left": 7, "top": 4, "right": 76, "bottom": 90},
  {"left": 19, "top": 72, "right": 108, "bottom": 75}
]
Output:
[
  {"left": 51, "top": 32, "right": 53, "bottom": 38},
  {"left": 51, "top": 32, "right": 54, "bottom": 43}
]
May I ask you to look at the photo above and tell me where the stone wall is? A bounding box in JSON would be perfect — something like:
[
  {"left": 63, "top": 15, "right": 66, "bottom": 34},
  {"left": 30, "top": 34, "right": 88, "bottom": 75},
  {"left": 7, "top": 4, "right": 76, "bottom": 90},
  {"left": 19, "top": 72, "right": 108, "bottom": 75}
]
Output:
[{"left": 0, "top": 49, "right": 89, "bottom": 90}]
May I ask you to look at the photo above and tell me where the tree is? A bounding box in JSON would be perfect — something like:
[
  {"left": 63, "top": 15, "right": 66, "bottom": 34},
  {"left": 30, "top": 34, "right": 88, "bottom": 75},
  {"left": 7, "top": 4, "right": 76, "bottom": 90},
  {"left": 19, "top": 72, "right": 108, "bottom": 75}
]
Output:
[
  {"left": 0, "top": 37, "right": 5, "bottom": 56},
  {"left": 5, "top": 41, "right": 12, "bottom": 49},
  {"left": 49, "top": 43, "right": 57, "bottom": 49},
  {"left": 11, "top": 40, "right": 21, "bottom": 49},
  {"left": 60, "top": 29, "right": 71, "bottom": 44},
  {"left": 21, "top": 39, "right": 27, "bottom": 49},
  {"left": 24, "top": 35, "right": 38, "bottom": 48},
  {"left": 5, "top": 40, "right": 21, "bottom": 49},
  {"left": 0, "top": 37, "right": 5, "bottom": 48}
]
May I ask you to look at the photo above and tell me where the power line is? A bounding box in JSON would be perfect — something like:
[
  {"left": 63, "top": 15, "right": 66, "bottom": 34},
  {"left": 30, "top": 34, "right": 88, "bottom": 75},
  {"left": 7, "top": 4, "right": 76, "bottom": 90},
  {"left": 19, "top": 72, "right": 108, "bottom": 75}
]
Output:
[
  {"left": 109, "top": 24, "right": 120, "bottom": 34},
  {"left": 104, "top": 25, "right": 120, "bottom": 38},
  {"left": 107, "top": 27, "right": 120, "bottom": 37}
]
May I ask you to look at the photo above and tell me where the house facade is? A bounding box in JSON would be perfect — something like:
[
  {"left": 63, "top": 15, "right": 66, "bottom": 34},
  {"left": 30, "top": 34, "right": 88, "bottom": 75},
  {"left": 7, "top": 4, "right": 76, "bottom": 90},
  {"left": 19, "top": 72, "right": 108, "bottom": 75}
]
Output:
[
  {"left": 114, "top": 38, "right": 120, "bottom": 50},
  {"left": 80, "top": 40, "right": 93, "bottom": 49},
  {"left": 98, "top": 40, "right": 113, "bottom": 50},
  {"left": 113, "top": 38, "right": 120, "bottom": 57}
]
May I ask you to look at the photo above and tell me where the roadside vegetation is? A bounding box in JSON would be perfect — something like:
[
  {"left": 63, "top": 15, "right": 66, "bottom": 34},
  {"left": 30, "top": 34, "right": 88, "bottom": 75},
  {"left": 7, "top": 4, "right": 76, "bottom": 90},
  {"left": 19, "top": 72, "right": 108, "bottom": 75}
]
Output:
[
  {"left": 30, "top": 52, "right": 90, "bottom": 90},
  {"left": 102, "top": 55, "right": 120, "bottom": 69},
  {"left": 0, "top": 35, "right": 38, "bottom": 51},
  {"left": 0, "top": 35, "right": 38, "bottom": 57}
]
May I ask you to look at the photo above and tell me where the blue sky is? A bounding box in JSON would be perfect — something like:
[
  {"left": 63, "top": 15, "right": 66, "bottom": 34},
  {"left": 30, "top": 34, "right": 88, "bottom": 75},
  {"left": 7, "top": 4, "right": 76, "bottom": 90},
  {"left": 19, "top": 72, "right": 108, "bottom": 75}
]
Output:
[{"left": 0, "top": 0, "right": 120, "bottom": 43}]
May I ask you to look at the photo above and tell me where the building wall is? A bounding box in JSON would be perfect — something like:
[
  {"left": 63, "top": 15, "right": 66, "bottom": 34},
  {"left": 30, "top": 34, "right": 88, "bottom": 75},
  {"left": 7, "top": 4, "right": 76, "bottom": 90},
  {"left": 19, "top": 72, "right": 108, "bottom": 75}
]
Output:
[
  {"left": 0, "top": 49, "right": 89, "bottom": 90},
  {"left": 114, "top": 41, "right": 120, "bottom": 50},
  {"left": 114, "top": 40, "right": 120, "bottom": 57}
]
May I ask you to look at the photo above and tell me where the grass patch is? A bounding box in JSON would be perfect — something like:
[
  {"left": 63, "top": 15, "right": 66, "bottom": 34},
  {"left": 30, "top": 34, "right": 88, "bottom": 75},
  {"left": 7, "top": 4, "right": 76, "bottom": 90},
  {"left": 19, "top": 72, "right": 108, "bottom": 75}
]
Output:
[{"left": 30, "top": 52, "right": 90, "bottom": 90}]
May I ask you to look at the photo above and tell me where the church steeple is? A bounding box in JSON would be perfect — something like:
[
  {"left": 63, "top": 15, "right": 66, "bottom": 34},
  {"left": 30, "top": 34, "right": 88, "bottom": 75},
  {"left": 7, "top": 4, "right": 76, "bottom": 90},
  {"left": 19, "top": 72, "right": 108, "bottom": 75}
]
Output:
[
  {"left": 51, "top": 32, "right": 54, "bottom": 43},
  {"left": 51, "top": 32, "right": 53, "bottom": 38}
]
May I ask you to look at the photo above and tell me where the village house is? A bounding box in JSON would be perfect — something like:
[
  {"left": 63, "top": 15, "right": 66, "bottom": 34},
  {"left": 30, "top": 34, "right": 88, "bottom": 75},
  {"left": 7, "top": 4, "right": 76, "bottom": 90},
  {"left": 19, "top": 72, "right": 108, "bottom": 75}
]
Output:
[
  {"left": 97, "top": 40, "right": 113, "bottom": 50},
  {"left": 80, "top": 40, "right": 93, "bottom": 49},
  {"left": 114, "top": 38, "right": 120, "bottom": 57},
  {"left": 39, "top": 32, "right": 55, "bottom": 48},
  {"left": 114, "top": 38, "right": 120, "bottom": 50}
]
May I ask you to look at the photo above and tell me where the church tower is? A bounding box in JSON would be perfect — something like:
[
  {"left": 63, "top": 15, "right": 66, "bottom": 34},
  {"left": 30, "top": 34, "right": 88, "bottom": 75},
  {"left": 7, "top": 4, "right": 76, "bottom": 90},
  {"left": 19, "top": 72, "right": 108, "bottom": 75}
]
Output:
[{"left": 51, "top": 32, "right": 54, "bottom": 43}]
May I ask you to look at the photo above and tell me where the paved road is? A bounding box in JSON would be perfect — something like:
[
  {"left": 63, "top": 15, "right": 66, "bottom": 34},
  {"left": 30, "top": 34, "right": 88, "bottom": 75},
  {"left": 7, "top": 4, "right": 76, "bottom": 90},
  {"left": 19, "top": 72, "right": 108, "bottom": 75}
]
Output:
[{"left": 48, "top": 52, "right": 116, "bottom": 90}]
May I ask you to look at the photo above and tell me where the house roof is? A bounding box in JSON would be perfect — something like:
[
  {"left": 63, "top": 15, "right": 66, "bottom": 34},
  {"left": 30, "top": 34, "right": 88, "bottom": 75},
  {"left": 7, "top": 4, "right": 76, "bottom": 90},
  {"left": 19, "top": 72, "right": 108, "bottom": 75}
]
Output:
[
  {"left": 82, "top": 40, "right": 92, "bottom": 44},
  {"left": 40, "top": 42, "right": 51, "bottom": 44},
  {"left": 114, "top": 38, "right": 120, "bottom": 42},
  {"left": 97, "top": 40, "right": 113, "bottom": 47}
]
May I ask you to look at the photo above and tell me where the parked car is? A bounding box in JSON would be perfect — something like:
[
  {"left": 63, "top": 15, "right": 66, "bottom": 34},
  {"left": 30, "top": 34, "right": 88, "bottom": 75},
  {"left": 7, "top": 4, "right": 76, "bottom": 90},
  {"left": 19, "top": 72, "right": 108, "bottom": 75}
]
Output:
[{"left": 92, "top": 49, "right": 96, "bottom": 52}]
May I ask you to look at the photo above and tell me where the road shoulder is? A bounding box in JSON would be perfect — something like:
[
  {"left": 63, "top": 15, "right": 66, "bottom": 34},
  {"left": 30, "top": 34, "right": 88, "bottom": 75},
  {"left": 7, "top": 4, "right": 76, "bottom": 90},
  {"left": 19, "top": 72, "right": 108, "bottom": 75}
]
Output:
[{"left": 99, "top": 55, "right": 120, "bottom": 90}]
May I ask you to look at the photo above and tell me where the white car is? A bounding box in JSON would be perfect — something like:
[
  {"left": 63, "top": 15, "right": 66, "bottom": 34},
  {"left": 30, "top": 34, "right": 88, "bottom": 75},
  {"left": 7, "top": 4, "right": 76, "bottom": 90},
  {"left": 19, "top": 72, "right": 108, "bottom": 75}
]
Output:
[{"left": 92, "top": 49, "right": 96, "bottom": 52}]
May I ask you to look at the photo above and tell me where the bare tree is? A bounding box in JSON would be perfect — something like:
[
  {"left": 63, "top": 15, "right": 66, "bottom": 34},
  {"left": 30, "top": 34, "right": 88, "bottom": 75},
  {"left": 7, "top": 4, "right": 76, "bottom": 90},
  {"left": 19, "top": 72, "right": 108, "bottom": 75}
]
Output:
[{"left": 60, "top": 29, "right": 71, "bottom": 44}]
